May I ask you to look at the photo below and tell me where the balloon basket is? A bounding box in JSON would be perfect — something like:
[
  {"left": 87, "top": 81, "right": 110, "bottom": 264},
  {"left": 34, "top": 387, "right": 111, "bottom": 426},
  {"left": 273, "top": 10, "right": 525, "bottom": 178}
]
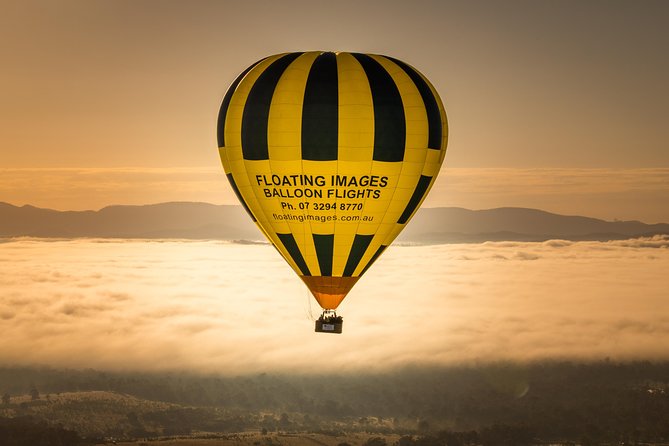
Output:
[{"left": 315, "top": 311, "right": 343, "bottom": 334}]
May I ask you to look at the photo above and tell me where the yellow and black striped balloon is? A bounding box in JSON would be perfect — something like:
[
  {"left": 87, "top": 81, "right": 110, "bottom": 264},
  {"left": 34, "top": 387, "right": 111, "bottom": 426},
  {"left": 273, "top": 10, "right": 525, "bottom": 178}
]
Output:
[{"left": 217, "top": 51, "right": 447, "bottom": 310}]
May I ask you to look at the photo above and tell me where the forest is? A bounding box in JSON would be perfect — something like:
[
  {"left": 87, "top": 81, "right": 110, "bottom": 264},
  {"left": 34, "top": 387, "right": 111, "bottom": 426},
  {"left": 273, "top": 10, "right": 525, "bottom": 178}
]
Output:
[{"left": 1, "top": 361, "right": 669, "bottom": 445}]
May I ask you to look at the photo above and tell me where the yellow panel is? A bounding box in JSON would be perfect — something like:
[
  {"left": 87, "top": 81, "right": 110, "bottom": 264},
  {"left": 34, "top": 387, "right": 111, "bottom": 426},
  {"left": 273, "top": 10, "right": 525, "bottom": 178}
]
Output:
[
  {"left": 222, "top": 54, "right": 284, "bottom": 151},
  {"left": 226, "top": 143, "right": 244, "bottom": 163},
  {"left": 352, "top": 220, "right": 399, "bottom": 276},
  {"left": 241, "top": 162, "right": 291, "bottom": 235},
  {"left": 370, "top": 162, "right": 413, "bottom": 225},
  {"left": 364, "top": 164, "right": 402, "bottom": 224},
  {"left": 380, "top": 173, "right": 440, "bottom": 248},
  {"left": 399, "top": 160, "right": 424, "bottom": 177},
  {"left": 293, "top": 229, "right": 320, "bottom": 276},
  {"left": 218, "top": 147, "right": 231, "bottom": 173},
  {"left": 302, "top": 160, "right": 338, "bottom": 236},
  {"left": 336, "top": 52, "right": 374, "bottom": 162},
  {"left": 246, "top": 160, "right": 317, "bottom": 264},
  {"left": 332, "top": 161, "right": 369, "bottom": 241},
  {"left": 403, "top": 146, "right": 427, "bottom": 164},
  {"left": 331, "top": 233, "right": 356, "bottom": 277},
  {"left": 382, "top": 177, "right": 419, "bottom": 225},
  {"left": 395, "top": 171, "right": 420, "bottom": 188},
  {"left": 267, "top": 52, "right": 319, "bottom": 161},
  {"left": 422, "top": 149, "right": 443, "bottom": 177}
]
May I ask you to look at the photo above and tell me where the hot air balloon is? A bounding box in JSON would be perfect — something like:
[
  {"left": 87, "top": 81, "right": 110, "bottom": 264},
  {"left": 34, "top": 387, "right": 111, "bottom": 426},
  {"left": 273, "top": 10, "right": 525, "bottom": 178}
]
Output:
[{"left": 217, "top": 51, "right": 447, "bottom": 333}]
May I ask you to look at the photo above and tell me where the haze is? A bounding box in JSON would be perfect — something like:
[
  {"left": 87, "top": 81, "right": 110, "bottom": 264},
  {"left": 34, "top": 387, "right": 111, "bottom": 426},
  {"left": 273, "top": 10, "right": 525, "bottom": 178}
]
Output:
[{"left": 2, "top": 237, "right": 668, "bottom": 374}]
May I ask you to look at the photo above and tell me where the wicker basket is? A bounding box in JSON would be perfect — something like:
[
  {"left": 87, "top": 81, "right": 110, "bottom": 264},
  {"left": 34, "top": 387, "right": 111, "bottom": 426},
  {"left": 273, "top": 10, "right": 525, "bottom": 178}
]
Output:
[{"left": 315, "top": 320, "right": 343, "bottom": 334}]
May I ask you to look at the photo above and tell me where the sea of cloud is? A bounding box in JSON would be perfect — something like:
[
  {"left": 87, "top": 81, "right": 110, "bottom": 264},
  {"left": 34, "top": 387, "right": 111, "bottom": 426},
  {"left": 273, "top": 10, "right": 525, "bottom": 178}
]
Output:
[{"left": 1, "top": 236, "right": 668, "bottom": 374}]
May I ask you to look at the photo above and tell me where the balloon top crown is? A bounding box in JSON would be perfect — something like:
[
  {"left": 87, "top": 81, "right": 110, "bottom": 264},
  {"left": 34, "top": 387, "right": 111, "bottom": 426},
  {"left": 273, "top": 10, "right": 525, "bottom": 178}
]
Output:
[{"left": 218, "top": 51, "right": 447, "bottom": 153}]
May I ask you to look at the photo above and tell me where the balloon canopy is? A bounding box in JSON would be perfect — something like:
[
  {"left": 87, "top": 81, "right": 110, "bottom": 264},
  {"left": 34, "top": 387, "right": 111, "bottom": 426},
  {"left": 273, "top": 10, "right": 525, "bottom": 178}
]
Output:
[{"left": 217, "top": 51, "right": 447, "bottom": 310}]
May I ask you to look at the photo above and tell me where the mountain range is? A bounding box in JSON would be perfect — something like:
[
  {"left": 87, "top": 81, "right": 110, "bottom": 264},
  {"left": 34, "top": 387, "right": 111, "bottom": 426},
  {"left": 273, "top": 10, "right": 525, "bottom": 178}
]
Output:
[{"left": 1, "top": 201, "right": 668, "bottom": 243}]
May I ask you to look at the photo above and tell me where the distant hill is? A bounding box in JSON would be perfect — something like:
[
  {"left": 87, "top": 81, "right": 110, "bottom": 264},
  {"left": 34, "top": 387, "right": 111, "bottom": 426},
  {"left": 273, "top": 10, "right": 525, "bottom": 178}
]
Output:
[
  {"left": 1, "top": 201, "right": 667, "bottom": 243},
  {"left": 397, "top": 207, "right": 669, "bottom": 243},
  {"left": 0, "top": 202, "right": 258, "bottom": 241}
]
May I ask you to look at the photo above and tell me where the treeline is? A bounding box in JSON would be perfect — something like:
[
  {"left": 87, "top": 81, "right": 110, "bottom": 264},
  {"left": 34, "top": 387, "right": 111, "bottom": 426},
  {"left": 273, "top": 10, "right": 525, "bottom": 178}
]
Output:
[
  {"left": 1, "top": 361, "right": 669, "bottom": 443},
  {"left": 0, "top": 416, "right": 91, "bottom": 446}
]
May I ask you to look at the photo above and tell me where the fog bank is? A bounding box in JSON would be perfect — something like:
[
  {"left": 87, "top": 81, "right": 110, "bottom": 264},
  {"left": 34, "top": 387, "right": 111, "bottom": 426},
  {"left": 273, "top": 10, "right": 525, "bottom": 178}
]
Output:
[{"left": 1, "top": 237, "right": 668, "bottom": 373}]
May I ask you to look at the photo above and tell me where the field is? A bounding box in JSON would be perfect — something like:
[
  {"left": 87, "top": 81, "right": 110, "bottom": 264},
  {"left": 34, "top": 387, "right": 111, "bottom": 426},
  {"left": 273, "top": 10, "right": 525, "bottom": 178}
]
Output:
[{"left": 115, "top": 432, "right": 397, "bottom": 446}]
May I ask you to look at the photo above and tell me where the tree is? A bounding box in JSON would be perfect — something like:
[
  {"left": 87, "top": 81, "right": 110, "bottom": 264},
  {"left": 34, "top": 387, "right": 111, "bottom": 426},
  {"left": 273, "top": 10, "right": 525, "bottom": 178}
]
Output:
[
  {"left": 480, "top": 424, "right": 534, "bottom": 446},
  {"left": 363, "top": 437, "right": 387, "bottom": 446},
  {"left": 417, "top": 419, "right": 431, "bottom": 433},
  {"left": 30, "top": 386, "right": 39, "bottom": 401}
]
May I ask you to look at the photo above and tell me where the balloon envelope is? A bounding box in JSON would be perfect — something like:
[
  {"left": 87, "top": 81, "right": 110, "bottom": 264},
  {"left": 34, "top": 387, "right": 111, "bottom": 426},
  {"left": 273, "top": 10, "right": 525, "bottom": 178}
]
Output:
[{"left": 217, "top": 51, "right": 447, "bottom": 309}]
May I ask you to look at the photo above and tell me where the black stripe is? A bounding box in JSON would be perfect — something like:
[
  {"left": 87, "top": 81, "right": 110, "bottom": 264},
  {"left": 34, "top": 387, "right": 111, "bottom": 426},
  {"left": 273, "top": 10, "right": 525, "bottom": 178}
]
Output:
[
  {"left": 313, "top": 234, "right": 334, "bottom": 276},
  {"left": 217, "top": 58, "right": 265, "bottom": 148},
  {"left": 276, "top": 233, "right": 311, "bottom": 276},
  {"left": 302, "top": 52, "right": 338, "bottom": 161},
  {"left": 398, "top": 175, "right": 432, "bottom": 224},
  {"left": 386, "top": 56, "right": 442, "bottom": 150},
  {"left": 241, "top": 53, "right": 303, "bottom": 160},
  {"left": 352, "top": 53, "right": 406, "bottom": 162},
  {"left": 343, "top": 234, "right": 374, "bottom": 277},
  {"left": 226, "top": 173, "right": 256, "bottom": 222},
  {"left": 360, "top": 245, "right": 387, "bottom": 276}
]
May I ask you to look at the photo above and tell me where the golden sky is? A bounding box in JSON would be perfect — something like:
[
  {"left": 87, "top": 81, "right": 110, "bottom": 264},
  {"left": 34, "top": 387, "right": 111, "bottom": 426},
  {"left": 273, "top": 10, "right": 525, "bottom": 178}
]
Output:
[{"left": 1, "top": 0, "right": 668, "bottom": 219}]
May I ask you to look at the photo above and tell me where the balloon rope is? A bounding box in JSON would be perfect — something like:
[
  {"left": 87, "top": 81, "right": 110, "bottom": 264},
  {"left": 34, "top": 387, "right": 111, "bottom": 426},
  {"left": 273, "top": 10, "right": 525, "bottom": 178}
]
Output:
[{"left": 305, "top": 287, "right": 317, "bottom": 321}]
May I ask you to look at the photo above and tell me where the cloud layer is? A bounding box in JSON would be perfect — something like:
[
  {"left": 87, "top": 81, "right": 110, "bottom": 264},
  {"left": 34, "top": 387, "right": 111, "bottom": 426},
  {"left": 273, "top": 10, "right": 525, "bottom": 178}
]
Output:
[{"left": 1, "top": 237, "right": 668, "bottom": 374}]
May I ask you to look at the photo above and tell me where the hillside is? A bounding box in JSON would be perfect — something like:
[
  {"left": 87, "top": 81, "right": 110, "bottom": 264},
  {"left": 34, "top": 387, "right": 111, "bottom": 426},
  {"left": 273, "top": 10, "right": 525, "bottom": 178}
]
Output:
[
  {"left": 0, "top": 202, "right": 258, "bottom": 241},
  {"left": 0, "top": 391, "right": 180, "bottom": 437},
  {"left": 396, "top": 207, "right": 669, "bottom": 243},
  {"left": 1, "top": 201, "right": 668, "bottom": 243},
  {"left": 2, "top": 362, "right": 669, "bottom": 444}
]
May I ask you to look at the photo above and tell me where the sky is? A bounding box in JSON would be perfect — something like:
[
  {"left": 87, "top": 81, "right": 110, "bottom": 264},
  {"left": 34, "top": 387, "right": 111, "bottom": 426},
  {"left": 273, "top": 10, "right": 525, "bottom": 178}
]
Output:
[
  {"left": 2, "top": 238, "right": 669, "bottom": 373},
  {"left": 1, "top": 0, "right": 668, "bottom": 222}
]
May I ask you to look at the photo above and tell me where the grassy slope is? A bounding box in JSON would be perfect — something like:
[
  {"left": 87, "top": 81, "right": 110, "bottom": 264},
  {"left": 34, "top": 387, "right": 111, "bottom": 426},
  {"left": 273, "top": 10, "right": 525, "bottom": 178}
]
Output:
[{"left": 1, "top": 391, "right": 186, "bottom": 437}]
